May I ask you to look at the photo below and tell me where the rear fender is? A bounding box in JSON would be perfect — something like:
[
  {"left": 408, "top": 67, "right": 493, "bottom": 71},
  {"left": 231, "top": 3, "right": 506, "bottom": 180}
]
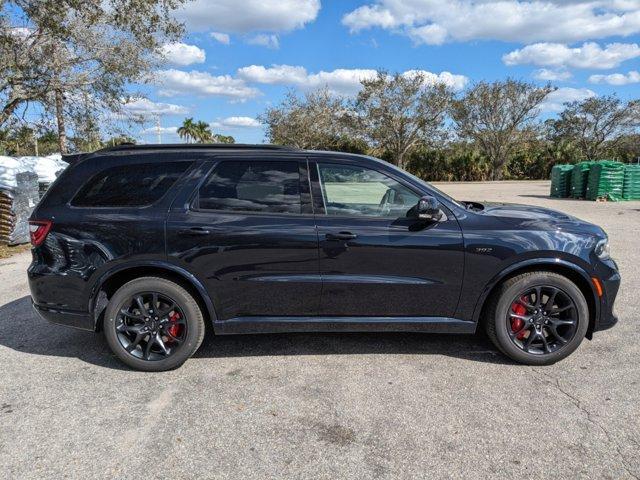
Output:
[{"left": 89, "top": 261, "right": 217, "bottom": 325}]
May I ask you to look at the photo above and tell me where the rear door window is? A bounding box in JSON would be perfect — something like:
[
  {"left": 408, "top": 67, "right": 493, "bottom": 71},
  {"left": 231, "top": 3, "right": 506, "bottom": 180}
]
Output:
[
  {"left": 196, "top": 160, "right": 302, "bottom": 214},
  {"left": 71, "top": 162, "right": 190, "bottom": 207}
]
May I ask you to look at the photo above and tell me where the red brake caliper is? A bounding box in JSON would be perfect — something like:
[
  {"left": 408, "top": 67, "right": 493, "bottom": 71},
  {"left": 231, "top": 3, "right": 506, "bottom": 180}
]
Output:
[
  {"left": 167, "top": 311, "right": 181, "bottom": 341},
  {"left": 510, "top": 298, "right": 528, "bottom": 340}
]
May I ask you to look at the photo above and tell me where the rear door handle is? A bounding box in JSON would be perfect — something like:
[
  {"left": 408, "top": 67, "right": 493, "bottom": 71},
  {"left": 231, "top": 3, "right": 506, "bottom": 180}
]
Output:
[
  {"left": 178, "top": 227, "right": 211, "bottom": 236},
  {"left": 325, "top": 231, "right": 357, "bottom": 241}
]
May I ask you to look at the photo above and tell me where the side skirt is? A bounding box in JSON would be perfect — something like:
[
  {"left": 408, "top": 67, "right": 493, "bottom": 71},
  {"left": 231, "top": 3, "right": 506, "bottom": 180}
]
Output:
[{"left": 213, "top": 316, "right": 477, "bottom": 335}]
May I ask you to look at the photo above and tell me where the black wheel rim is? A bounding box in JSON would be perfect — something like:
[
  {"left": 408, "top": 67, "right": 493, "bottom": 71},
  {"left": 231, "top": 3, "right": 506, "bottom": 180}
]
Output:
[
  {"left": 506, "top": 285, "right": 578, "bottom": 355},
  {"left": 115, "top": 292, "right": 187, "bottom": 361}
]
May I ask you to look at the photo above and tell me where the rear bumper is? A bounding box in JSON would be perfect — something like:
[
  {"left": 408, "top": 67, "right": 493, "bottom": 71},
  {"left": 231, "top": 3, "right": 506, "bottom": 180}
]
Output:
[{"left": 32, "top": 301, "right": 95, "bottom": 331}]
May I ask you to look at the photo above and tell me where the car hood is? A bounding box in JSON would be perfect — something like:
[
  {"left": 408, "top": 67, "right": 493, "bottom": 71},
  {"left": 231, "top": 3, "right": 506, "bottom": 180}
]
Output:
[{"left": 472, "top": 202, "right": 605, "bottom": 236}]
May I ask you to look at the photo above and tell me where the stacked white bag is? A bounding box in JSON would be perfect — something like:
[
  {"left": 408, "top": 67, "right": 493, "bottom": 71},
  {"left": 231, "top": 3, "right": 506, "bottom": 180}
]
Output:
[
  {"left": 0, "top": 154, "right": 67, "bottom": 191},
  {"left": 33, "top": 154, "right": 67, "bottom": 184},
  {"left": 0, "top": 156, "right": 24, "bottom": 191},
  {"left": 0, "top": 154, "right": 68, "bottom": 244}
]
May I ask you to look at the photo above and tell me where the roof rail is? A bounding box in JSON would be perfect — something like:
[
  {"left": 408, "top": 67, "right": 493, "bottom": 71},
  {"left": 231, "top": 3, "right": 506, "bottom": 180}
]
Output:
[{"left": 96, "top": 143, "right": 300, "bottom": 153}]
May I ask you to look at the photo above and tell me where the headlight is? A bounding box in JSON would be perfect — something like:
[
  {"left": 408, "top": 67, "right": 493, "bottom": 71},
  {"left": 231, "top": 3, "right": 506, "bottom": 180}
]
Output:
[{"left": 595, "top": 238, "right": 610, "bottom": 260}]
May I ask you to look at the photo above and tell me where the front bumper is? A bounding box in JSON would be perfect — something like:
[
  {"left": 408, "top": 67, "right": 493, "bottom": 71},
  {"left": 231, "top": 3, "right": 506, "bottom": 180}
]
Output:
[
  {"left": 593, "top": 264, "right": 621, "bottom": 333},
  {"left": 32, "top": 301, "right": 95, "bottom": 331}
]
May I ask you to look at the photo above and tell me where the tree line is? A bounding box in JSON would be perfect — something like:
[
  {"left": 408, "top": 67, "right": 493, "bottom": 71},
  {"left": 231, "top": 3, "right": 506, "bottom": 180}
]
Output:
[
  {"left": 0, "top": 124, "right": 137, "bottom": 156},
  {"left": 1, "top": 0, "right": 188, "bottom": 154},
  {"left": 261, "top": 72, "right": 640, "bottom": 181}
]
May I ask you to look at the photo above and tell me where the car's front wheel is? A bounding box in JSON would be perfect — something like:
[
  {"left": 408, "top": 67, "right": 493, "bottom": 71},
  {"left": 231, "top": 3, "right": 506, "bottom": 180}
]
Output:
[
  {"left": 485, "top": 271, "right": 589, "bottom": 365},
  {"left": 103, "top": 277, "right": 205, "bottom": 371}
]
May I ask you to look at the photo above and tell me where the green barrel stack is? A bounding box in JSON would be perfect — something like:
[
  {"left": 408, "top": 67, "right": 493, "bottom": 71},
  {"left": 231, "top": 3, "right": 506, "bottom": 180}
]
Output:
[
  {"left": 623, "top": 164, "right": 640, "bottom": 200},
  {"left": 570, "top": 161, "right": 595, "bottom": 199},
  {"left": 585, "top": 161, "right": 625, "bottom": 201},
  {"left": 550, "top": 164, "right": 573, "bottom": 198}
]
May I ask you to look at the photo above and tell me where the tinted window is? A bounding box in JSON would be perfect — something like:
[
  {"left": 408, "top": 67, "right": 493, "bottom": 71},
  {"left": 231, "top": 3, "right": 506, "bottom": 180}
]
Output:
[
  {"left": 72, "top": 162, "right": 189, "bottom": 207},
  {"left": 197, "top": 161, "right": 301, "bottom": 214},
  {"left": 318, "top": 163, "right": 419, "bottom": 217}
]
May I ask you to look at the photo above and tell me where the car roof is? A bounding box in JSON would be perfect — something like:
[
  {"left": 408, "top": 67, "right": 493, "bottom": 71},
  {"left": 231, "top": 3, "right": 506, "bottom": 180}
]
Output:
[
  {"left": 64, "top": 144, "right": 369, "bottom": 165},
  {"left": 99, "top": 143, "right": 300, "bottom": 153}
]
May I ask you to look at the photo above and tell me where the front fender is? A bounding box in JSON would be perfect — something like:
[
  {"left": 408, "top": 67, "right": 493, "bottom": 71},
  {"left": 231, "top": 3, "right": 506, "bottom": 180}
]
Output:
[{"left": 470, "top": 257, "right": 599, "bottom": 324}]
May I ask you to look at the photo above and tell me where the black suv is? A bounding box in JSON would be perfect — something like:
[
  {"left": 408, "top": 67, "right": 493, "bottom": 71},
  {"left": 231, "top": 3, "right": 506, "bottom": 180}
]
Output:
[{"left": 28, "top": 144, "right": 620, "bottom": 371}]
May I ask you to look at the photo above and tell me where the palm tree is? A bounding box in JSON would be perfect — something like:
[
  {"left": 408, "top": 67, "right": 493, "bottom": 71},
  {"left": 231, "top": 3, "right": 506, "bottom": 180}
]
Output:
[
  {"left": 194, "top": 121, "right": 212, "bottom": 143},
  {"left": 177, "top": 118, "right": 197, "bottom": 143}
]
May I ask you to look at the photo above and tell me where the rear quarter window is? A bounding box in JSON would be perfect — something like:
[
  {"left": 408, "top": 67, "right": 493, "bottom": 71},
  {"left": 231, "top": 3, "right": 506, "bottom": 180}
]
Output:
[{"left": 71, "top": 162, "right": 190, "bottom": 207}]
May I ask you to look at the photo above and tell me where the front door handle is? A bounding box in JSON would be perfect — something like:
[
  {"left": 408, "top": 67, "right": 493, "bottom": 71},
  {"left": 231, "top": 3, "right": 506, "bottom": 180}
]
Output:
[
  {"left": 325, "top": 231, "right": 357, "bottom": 241},
  {"left": 178, "top": 227, "right": 211, "bottom": 236}
]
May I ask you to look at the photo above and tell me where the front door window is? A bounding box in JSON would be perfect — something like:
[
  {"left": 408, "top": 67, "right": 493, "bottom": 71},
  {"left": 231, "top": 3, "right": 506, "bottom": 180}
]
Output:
[{"left": 317, "top": 163, "right": 419, "bottom": 218}]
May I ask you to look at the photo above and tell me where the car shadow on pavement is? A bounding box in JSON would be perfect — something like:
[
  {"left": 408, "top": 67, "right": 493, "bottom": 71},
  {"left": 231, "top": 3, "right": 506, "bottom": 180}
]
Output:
[
  {"left": 0, "top": 295, "right": 514, "bottom": 369},
  {"left": 194, "top": 329, "right": 513, "bottom": 365},
  {"left": 0, "top": 296, "right": 130, "bottom": 370}
]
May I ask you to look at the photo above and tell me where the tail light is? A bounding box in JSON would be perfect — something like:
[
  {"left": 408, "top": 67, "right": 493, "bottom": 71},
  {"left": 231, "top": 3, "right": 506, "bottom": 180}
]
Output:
[{"left": 29, "top": 220, "right": 52, "bottom": 247}]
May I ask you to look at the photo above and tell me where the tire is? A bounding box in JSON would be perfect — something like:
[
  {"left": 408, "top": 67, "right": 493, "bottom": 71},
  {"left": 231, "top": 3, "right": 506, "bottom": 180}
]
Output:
[
  {"left": 103, "top": 277, "right": 205, "bottom": 371},
  {"left": 484, "top": 271, "right": 589, "bottom": 365}
]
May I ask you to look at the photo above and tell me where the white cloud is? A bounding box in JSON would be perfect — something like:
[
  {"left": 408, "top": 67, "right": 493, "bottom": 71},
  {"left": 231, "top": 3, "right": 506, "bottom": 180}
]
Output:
[
  {"left": 246, "top": 34, "right": 280, "bottom": 49},
  {"left": 589, "top": 70, "right": 640, "bottom": 85},
  {"left": 238, "top": 64, "right": 310, "bottom": 84},
  {"left": 210, "top": 32, "right": 231, "bottom": 45},
  {"left": 179, "top": 0, "right": 320, "bottom": 33},
  {"left": 123, "top": 98, "right": 190, "bottom": 117},
  {"left": 303, "top": 69, "right": 379, "bottom": 94},
  {"left": 211, "top": 117, "right": 262, "bottom": 128},
  {"left": 154, "top": 69, "right": 261, "bottom": 100},
  {"left": 140, "top": 126, "right": 179, "bottom": 135},
  {"left": 237, "top": 65, "right": 376, "bottom": 95},
  {"left": 540, "top": 87, "right": 597, "bottom": 112},
  {"left": 409, "top": 24, "right": 448, "bottom": 45},
  {"left": 237, "top": 65, "right": 468, "bottom": 95},
  {"left": 160, "top": 42, "right": 206, "bottom": 66},
  {"left": 342, "top": 1, "right": 640, "bottom": 45},
  {"left": 138, "top": 126, "right": 182, "bottom": 143},
  {"left": 533, "top": 69, "right": 572, "bottom": 81},
  {"left": 503, "top": 42, "right": 640, "bottom": 69},
  {"left": 402, "top": 70, "right": 469, "bottom": 91}
]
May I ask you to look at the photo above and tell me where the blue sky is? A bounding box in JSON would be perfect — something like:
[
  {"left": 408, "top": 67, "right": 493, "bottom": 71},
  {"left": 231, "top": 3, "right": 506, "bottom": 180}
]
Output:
[{"left": 122, "top": 0, "right": 640, "bottom": 144}]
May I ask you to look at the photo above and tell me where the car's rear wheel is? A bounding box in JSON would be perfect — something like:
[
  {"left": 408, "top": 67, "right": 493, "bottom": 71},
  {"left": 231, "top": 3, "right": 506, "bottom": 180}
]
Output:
[
  {"left": 485, "top": 271, "right": 589, "bottom": 365},
  {"left": 103, "top": 277, "right": 205, "bottom": 371}
]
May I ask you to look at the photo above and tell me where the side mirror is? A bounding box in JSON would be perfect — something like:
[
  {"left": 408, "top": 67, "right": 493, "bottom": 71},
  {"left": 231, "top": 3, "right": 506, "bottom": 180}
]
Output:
[{"left": 409, "top": 195, "right": 443, "bottom": 222}]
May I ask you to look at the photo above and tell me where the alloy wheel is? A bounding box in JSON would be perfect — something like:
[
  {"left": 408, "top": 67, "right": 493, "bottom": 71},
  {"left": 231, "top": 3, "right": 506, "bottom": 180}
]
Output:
[
  {"left": 507, "top": 285, "right": 578, "bottom": 355},
  {"left": 115, "top": 292, "right": 187, "bottom": 361}
]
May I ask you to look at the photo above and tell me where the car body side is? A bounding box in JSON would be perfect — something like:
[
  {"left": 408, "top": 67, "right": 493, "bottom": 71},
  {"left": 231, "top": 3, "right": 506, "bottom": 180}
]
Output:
[{"left": 28, "top": 149, "right": 619, "bottom": 337}]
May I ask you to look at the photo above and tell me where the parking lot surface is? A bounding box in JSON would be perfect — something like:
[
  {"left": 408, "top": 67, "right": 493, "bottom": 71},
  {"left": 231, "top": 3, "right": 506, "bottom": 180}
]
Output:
[{"left": 0, "top": 180, "right": 638, "bottom": 479}]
